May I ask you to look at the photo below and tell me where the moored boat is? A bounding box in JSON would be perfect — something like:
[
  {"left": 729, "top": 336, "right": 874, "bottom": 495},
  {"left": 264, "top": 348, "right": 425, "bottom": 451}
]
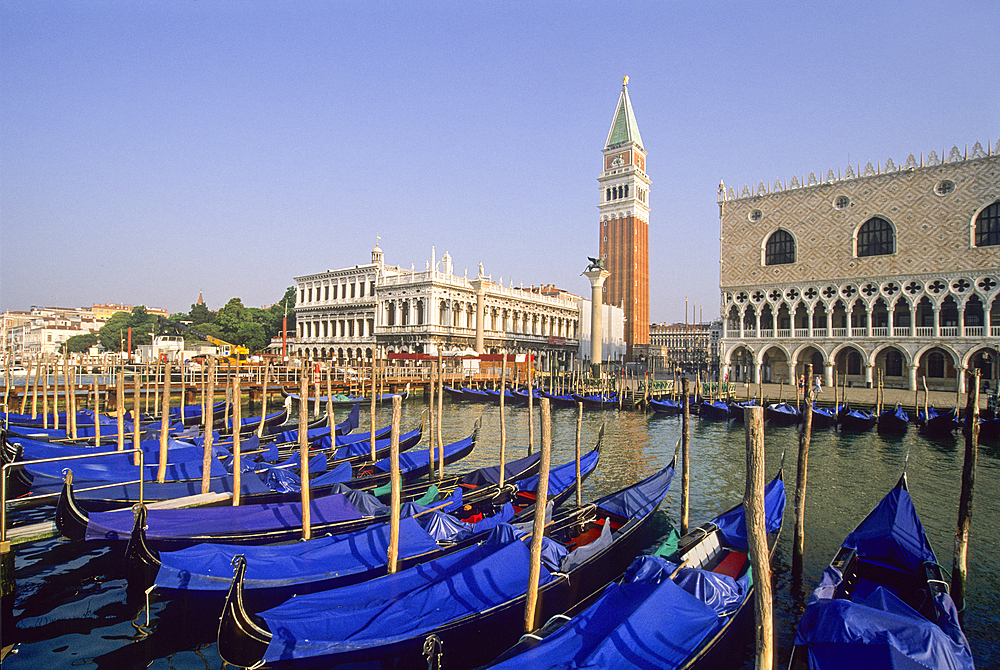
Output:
[
  {"left": 876, "top": 403, "right": 909, "bottom": 435},
  {"left": 480, "top": 466, "right": 786, "bottom": 670},
  {"left": 217, "top": 459, "right": 676, "bottom": 669},
  {"left": 789, "top": 473, "right": 973, "bottom": 670}
]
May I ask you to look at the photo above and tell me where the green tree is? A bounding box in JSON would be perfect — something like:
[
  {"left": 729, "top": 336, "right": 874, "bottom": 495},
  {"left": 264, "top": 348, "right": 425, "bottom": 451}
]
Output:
[
  {"left": 217, "top": 297, "right": 246, "bottom": 339},
  {"left": 236, "top": 321, "right": 267, "bottom": 353},
  {"left": 267, "top": 286, "right": 296, "bottom": 339},
  {"left": 97, "top": 312, "right": 131, "bottom": 352},
  {"left": 190, "top": 301, "right": 215, "bottom": 325},
  {"left": 65, "top": 332, "right": 98, "bottom": 353}
]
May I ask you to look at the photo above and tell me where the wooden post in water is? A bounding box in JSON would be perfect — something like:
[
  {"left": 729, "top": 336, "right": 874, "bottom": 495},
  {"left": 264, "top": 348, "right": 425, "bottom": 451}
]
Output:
[
  {"left": 428, "top": 358, "right": 437, "bottom": 475},
  {"left": 132, "top": 365, "right": 141, "bottom": 466},
  {"left": 743, "top": 405, "right": 774, "bottom": 670},
  {"left": 527, "top": 355, "right": 534, "bottom": 453},
  {"left": 156, "top": 361, "right": 171, "bottom": 483},
  {"left": 52, "top": 357, "right": 60, "bottom": 430},
  {"left": 41, "top": 356, "right": 49, "bottom": 429},
  {"left": 201, "top": 356, "right": 216, "bottom": 494},
  {"left": 258, "top": 360, "right": 271, "bottom": 438},
  {"left": 324, "top": 364, "right": 333, "bottom": 430},
  {"left": 387, "top": 394, "right": 403, "bottom": 574},
  {"left": 116, "top": 367, "right": 125, "bottom": 452},
  {"left": 370, "top": 355, "right": 378, "bottom": 461},
  {"left": 681, "top": 376, "right": 691, "bottom": 535},
  {"left": 499, "top": 352, "right": 507, "bottom": 487},
  {"left": 437, "top": 353, "right": 444, "bottom": 478},
  {"left": 313, "top": 365, "right": 321, "bottom": 419},
  {"left": 793, "top": 364, "right": 814, "bottom": 570},
  {"left": 923, "top": 375, "right": 929, "bottom": 419},
  {"left": 575, "top": 401, "right": 583, "bottom": 507},
  {"left": 92, "top": 368, "right": 101, "bottom": 446},
  {"left": 299, "top": 365, "right": 312, "bottom": 540},
  {"left": 524, "top": 398, "right": 552, "bottom": 633},
  {"left": 67, "top": 354, "right": 77, "bottom": 439},
  {"left": 232, "top": 369, "right": 242, "bottom": 506},
  {"left": 952, "top": 370, "right": 979, "bottom": 613}
]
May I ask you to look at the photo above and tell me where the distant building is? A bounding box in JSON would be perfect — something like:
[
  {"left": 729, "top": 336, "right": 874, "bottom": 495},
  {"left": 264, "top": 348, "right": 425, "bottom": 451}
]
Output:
[
  {"left": 293, "top": 245, "right": 622, "bottom": 374},
  {"left": 718, "top": 141, "right": 1000, "bottom": 391},
  {"left": 648, "top": 321, "right": 719, "bottom": 378},
  {"left": 598, "top": 77, "right": 650, "bottom": 363},
  {"left": 89, "top": 303, "right": 168, "bottom": 320},
  {"left": 10, "top": 308, "right": 101, "bottom": 356}
]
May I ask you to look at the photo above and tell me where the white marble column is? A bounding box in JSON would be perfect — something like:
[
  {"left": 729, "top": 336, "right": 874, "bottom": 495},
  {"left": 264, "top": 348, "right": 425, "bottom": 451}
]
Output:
[{"left": 584, "top": 269, "right": 611, "bottom": 373}]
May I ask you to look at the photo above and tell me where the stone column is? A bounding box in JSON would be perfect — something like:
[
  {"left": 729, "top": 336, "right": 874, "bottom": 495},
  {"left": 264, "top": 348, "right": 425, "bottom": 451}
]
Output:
[
  {"left": 739, "top": 308, "right": 746, "bottom": 339},
  {"left": 824, "top": 361, "right": 835, "bottom": 389},
  {"left": 956, "top": 365, "right": 967, "bottom": 393},
  {"left": 584, "top": 269, "right": 611, "bottom": 377},
  {"left": 807, "top": 307, "right": 815, "bottom": 338},
  {"left": 932, "top": 305, "right": 941, "bottom": 338},
  {"left": 908, "top": 363, "right": 918, "bottom": 391},
  {"left": 865, "top": 363, "right": 874, "bottom": 388},
  {"left": 471, "top": 278, "right": 487, "bottom": 354}
]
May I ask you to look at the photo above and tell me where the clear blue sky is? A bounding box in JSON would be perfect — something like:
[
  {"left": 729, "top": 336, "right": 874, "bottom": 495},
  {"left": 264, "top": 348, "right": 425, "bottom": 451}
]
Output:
[{"left": 3, "top": 1, "right": 997, "bottom": 324}]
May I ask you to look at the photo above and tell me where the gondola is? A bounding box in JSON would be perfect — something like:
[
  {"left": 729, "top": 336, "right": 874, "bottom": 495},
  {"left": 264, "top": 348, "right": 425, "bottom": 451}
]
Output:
[
  {"left": 41, "top": 421, "right": 427, "bottom": 512},
  {"left": 838, "top": 406, "right": 877, "bottom": 433},
  {"left": 728, "top": 399, "right": 756, "bottom": 423},
  {"left": 699, "top": 399, "right": 733, "bottom": 420},
  {"left": 917, "top": 406, "right": 958, "bottom": 437},
  {"left": 483, "top": 387, "right": 522, "bottom": 404},
  {"left": 876, "top": 403, "right": 909, "bottom": 435},
  {"left": 510, "top": 388, "right": 543, "bottom": 405},
  {"left": 460, "top": 386, "right": 493, "bottom": 402},
  {"left": 217, "top": 459, "right": 676, "bottom": 669},
  {"left": 765, "top": 402, "right": 801, "bottom": 425},
  {"left": 443, "top": 385, "right": 468, "bottom": 401},
  {"left": 648, "top": 397, "right": 682, "bottom": 415},
  {"left": 57, "top": 423, "right": 474, "bottom": 545},
  {"left": 480, "top": 466, "right": 786, "bottom": 670},
  {"left": 571, "top": 392, "right": 619, "bottom": 409},
  {"left": 810, "top": 404, "right": 838, "bottom": 429},
  {"left": 125, "top": 444, "right": 602, "bottom": 605},
  {"left": 539, "top": 390, "right": 581, "bottom": 409},
  {"left": 789, "top": 473, "right": 973, "bottom": 670}
]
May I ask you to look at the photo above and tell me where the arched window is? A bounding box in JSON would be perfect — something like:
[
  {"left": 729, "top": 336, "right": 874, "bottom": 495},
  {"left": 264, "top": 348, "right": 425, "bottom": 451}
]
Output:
[
  {"left": 974, "top": 200, "right": 1000, "bottom": 247},
  {"left": 885, "top": 349, "right": 903, "bottom": 377},
  {"left": 764, "top": 229, "right": 795, "bottom": 265},
  {"left": 606, "top": 188, "right": 611, "bottom": 201},
  {"left": 857, "top": 217, "right": 895, "bottom": 257},
  {"left": 927, "top": 351, "right": 945, "bottom": 378}
]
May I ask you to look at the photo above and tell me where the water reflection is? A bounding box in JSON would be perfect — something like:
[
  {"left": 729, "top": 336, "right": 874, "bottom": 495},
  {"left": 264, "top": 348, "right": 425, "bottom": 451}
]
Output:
[{"left": 3, "top": 396, "right": 997, "bottom": 669}]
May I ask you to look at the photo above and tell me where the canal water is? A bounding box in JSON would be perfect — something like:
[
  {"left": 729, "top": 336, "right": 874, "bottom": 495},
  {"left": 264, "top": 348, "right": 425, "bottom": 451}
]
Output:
[{"left": 3, "top": 397, "right": 998, "bottom": 669}]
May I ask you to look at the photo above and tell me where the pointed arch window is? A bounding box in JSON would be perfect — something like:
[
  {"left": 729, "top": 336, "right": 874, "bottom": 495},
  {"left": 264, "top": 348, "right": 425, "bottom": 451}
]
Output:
[
  {"left": 857, "top": 217, "right": 895, "bottom": 257},
  {"left": 974, "top": 200, "right": 1000, "bottom": 247},
  {"left": 764, "top": 229, "right": 796, "bottom": 266}
]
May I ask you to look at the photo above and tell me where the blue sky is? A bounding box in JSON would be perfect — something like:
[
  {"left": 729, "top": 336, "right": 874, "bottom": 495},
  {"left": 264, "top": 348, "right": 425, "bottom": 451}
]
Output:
[{"left": 2, "top": 1, "right": 997, "bottom": 324}]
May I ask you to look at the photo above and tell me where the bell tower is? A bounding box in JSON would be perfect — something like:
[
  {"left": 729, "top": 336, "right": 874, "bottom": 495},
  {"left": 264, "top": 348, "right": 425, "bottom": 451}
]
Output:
[{"left": 598, "top": 76, "right": 650, "bottom": 362}]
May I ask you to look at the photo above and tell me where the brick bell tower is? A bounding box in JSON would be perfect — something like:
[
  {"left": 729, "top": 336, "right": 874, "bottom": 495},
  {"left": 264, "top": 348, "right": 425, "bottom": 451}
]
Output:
[{"left": 598, "top": 76, "right": 650, "bottom": 362}]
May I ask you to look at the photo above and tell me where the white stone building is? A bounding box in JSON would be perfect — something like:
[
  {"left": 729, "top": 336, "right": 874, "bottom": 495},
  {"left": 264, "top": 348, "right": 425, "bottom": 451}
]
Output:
[
  {"left": 718, "top": 141, "right": 1000, "bottom": 391},
  {"left": 293, "top": 245, "right": 617, "bottom": 373}
]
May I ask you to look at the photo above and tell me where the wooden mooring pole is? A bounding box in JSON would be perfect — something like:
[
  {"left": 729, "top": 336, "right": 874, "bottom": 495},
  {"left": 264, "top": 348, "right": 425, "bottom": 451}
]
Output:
[
  {"left": 793, "top": 364, "right": 814, "bottom": 571},
  {"left": 681, "top": 376, "right": 690, "bottom": 535},
  {"left": 387, "top": 395, "right": 402, "bottom": 574},
  {"left": 201, "top": 356, "right": 216, "bottom": 494},
  {"left": 299, "top": 365, "right": 312, "bottom": 540},
  {"left": 524, "top": 398, "right": 552, "bottom": 633},
  {"left": 744, "top": 405, "right": 774, "bottom": 670},
  {"left": 952, "top": 370, "right": 979, "bottom": 615}
]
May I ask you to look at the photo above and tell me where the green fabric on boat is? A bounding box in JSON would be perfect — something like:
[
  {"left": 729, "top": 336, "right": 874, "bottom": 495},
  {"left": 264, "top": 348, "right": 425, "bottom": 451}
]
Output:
[
  {"left": 414, "top": 484, "right": 439, "bottom": 506},
  {"left": 653, "top": 526, "right": 681, "bottom": 560}
]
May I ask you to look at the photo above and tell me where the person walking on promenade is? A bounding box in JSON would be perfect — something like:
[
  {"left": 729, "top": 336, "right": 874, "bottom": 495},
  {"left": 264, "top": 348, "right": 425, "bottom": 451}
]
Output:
[{"left": 813, "top": 375, "right": 823, "bottom": 394}]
